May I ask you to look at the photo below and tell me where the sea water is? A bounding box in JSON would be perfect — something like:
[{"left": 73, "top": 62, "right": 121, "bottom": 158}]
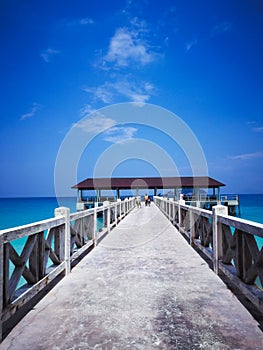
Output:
[
  {"left": 0, "top": 195, "right": 262, "bottom": 289},
  {"left": 237, "top": 194, "right": 263, "bottom": 224},
  {"left": 1, "top": 194, "right": 262, "bottom": 230},
  {"left": 0, "top": 197, "right": 77, "bottom": 230},
  {"left": 0, "top": 194, "right": 262, "bottom": 251},
  {"left": 0, "top": 197, "right": 101, "bottom": 287}
]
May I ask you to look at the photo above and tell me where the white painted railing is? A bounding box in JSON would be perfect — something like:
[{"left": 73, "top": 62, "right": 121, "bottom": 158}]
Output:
[
  {"left": 0, "top": 197, "right": 136, "bottom": 341},
  {"left": 154, "top": 196, "right": 263, "bottom": 314}
]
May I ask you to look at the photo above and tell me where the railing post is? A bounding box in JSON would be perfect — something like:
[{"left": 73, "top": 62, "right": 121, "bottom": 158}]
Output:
[
  {"left": 172, "top": 201, "right": 175, "bottom": 225},
  {"left": 55, "top": 207, "right": 71, "bottom": 275},
  {"left": 157, "top": 197, "right": 160, "bottom": 210},
  {"left": 108, "top": 205, "right": 111, "bottom": 230},
  {"left": 212, "top": 205, "right": 228, "bottom": 274},
  {"left": 124, "top": 198, "right": 128, "bottom": 215},
  {"left": 178, "top": 202, "right": 181, "bottom": 227},
  {"left": 0, "top": 233, "right": 3, "bottom": 341},
  {"left": 117, "top": 198, "right": 121, "bottom": 220},
  {"left": 93, "top": 206, "right": 98, "bottom": 246},
  {"left": 178, "top": 195, "right": 185, "bottom": 228},
  {"left": 174, "top": 201, "right": 179, "bottom": 225},
  {"left": 103, "top": 201, "right": 110, "bottom": 233},
  {"left": 189, "top": 210, "right": 195, "bottom": 247},
  {"left": 114, "top": 202, "right": 117, "bottom": 226}
]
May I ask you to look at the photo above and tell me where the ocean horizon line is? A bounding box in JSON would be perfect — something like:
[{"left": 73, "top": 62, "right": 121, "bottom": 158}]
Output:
[{"left": 1, "top": 193, "right": 263, "bottom": 199}]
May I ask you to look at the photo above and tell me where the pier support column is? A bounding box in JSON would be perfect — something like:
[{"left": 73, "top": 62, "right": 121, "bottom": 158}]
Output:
[{"left": 212, "top": 205, "right": 228, "bottom": 275}]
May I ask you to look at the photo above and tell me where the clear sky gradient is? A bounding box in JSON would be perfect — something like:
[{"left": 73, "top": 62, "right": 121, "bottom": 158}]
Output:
[{"left": 1, "top": 0, "right": 263, "bottom": 197}]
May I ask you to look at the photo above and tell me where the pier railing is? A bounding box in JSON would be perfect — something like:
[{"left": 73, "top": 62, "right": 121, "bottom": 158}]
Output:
[
  {"left": 0, "top": 197, "right": 135, "bottom": 341},
  {"left": 154, "top": 196, "right": 263, "bottom": 313}
]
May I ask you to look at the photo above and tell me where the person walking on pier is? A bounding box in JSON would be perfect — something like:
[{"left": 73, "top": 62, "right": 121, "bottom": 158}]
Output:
[
  {"left": 148, "top": 196, "right": 151, "bottom": 206},
  {"left": 144, "top": 194, "right": 149, "bottom": 206},
  {"left": 136, "top": 196, "right": 141, "bottom": 208}
]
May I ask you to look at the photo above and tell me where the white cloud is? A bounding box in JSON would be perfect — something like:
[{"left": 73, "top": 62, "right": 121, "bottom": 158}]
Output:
[
  {"left": 79, "top": 104, "right": 98, "bottom": 117},
  {"left": 253, "top": 126, "right": 263, "bottom": 132},
  {"left": 20, "top": 103, "right": 42, "bottom": 120},
  {"left": 112, "top": 80, "right": 154, "bottom": 103},
  {"left": 83, "top": 79, "right": 155, "bottom": 104},
  {"left": 40, "top": 48, "right": 60, "bottom": 63},
  {"left": 211, "top": 21, "right": 232, "bottom": 36},
  {"left": 105, "top": 28, "right": 152, "bottom": 66},
  {"left": 86, "top": 18, "right": 159, "bottom": 105},
  {"left": 229, "top": 151, "right": 263, "bottom": 161},
  {"left": 79, "top": 17, "right": 94, "bottom": 25},
  {"left": 104, "top": 19, "right": 160, "bottom": 68},
  {"left": 185, "top": 39, "right": 197, "bottom": 52},
  {"left": 104, "top": 126, "right": 137, "bottom": 143},
  {"left": 73, "top": 113, "right": 137, "bottom": 144},
  {"left": 74, "top": 114, "right": 116, "bottom": 134},
  {"left": 83, "top": 84, "right": 114, "bottom": 104}
]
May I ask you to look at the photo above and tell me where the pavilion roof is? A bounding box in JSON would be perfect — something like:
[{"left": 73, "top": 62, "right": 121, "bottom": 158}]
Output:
[{"left": 72, "top": 176, "right": 225, "bottom": 190}]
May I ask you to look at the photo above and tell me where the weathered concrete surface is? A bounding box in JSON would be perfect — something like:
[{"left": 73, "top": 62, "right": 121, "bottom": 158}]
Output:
[{"left": 1, "top": 204, "right": 263, "bottom": 349}]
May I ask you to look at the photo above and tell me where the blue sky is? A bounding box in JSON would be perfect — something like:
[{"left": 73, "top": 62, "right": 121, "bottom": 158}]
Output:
[{"left": 1, "top": 0, "right": 263, "bottom": 197}]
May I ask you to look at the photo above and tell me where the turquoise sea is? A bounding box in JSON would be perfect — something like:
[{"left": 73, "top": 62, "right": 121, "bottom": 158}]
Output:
[
  {"left": 236, "top": 194, "right": 263, "bottom": 224},
  {"left": 0, "top": 197, "right": 78, "bottom": 230},
  {"left": 0, "top": 194, "right": 262, "bottom": 230},
  {"left": 0, "top": 195, "right": 262, "bottom": 289}
]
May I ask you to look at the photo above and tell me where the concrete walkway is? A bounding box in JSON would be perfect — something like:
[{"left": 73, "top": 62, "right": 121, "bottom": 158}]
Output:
[{"left": 1, "top": 204, "right": 263, "bottom": 349}]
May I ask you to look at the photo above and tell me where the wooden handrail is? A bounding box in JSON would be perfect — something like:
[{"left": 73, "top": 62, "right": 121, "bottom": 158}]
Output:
[
  {"left": 0, "top": 197, "right": 136, "bottom": 341},
  {"left": 154, "top": 196, "right": 263, "bottom": 314}
]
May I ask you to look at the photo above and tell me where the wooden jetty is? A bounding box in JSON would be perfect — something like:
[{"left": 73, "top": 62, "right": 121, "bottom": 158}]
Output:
[{"left": 1, "top": 198, "right": 263, "bottom": 349}]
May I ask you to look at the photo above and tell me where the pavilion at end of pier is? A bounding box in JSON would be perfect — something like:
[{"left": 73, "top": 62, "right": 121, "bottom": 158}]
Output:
[{"left": 72, "top": 176, "right": 239, "bottom": 215}]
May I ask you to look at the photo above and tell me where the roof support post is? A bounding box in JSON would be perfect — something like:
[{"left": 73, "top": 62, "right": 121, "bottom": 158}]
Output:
[
  {"left": 175, "top": 188, "right": 179, "bottom": 201},
  {"left": 194, "top": 187, "right": 200, "bottom": 207},
  {"left": 96, "top": 189, "right": 101, "bottom": 202}
]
